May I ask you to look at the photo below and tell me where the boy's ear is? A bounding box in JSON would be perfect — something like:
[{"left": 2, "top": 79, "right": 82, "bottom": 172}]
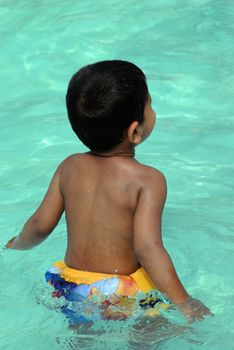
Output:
[{"left": 127, "top": 121, "right": 142, "bottom": 145}]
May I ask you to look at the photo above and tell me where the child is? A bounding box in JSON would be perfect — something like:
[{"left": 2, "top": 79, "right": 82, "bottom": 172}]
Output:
[{"left": 6, "top": 60, "right": 211, "bottom": 323}]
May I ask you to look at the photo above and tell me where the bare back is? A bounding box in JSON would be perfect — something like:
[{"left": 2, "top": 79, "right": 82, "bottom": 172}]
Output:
[{"left": 59, "top": 153, "right": 146, "bottom": 275}]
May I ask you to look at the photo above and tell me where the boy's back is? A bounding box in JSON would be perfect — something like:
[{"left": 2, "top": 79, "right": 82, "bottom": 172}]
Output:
[{"left": 61, "top": 153, "right": 155, "bottom": 275}]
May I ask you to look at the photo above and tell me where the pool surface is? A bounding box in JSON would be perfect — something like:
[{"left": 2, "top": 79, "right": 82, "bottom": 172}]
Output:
[{"left": 0, "top": 0, "right": 234, "bottom": 349}]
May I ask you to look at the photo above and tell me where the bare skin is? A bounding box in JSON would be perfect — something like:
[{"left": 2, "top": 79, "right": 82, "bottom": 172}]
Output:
[{"left": 5, "top": 96, "right": 212, "bottom": 321}]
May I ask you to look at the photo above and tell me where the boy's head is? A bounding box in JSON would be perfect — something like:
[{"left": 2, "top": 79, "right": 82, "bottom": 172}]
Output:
[{"left": 66, "top": 60, "right": 149, "bottom": 152}]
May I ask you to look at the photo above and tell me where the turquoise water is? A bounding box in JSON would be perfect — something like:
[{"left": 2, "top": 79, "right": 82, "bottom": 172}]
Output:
[{"left": 0, "top": 0, "right": 234, "bottom": 349}]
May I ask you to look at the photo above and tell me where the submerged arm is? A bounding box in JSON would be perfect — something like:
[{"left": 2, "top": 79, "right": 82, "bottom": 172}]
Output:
[{"left": 6, "top": 165, "right": 64, "bottom": 250}]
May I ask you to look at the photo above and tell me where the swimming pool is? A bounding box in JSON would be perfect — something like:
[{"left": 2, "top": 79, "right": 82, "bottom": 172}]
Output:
[{"left": 0, "top": 0, "right": 234, "bottom": 348}]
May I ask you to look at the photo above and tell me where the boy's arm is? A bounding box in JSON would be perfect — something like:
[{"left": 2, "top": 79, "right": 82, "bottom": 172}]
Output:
[
  {"left": 133, "top": 170, "right": 212, "bottom": 321},
  {"left": 6, "top": 165, "right": 64, "bottom": 250}
]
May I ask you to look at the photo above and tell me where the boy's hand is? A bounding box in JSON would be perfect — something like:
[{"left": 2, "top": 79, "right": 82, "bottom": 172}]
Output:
[
  {"left": 5, "top": 236, "right": 17, "bottom": 249},
  {"left": 178, "top": 297, "right": 213, "bottom": 323}
]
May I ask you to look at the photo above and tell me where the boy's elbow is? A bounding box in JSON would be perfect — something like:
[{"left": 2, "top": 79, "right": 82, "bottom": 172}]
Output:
[
  {"left": 134, "top": 240, "right": 164, "bottom": 262},
  {"left": 28, "top": 216, "right": 51, "bottom": 237}
]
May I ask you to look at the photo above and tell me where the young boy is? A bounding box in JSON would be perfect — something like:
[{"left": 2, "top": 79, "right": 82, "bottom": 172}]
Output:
[{"left": 6, "top": 60, "right": 211, "bottom": 323}]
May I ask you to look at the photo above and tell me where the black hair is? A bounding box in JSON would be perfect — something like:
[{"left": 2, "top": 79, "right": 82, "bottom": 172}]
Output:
[{"left": 66, "top": 60, "right": 148, "bottom": 152}]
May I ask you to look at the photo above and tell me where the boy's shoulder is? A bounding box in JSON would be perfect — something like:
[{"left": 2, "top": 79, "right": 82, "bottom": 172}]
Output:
[
  {"left": 135, "top": 162, "right": 167, "bottom": 207},
  {"left": 135, "top": 161, "right": 166, "bottom": 185},
  {"left": 61, "top": 153, "right": 85, "bottom": 163},
  {"left": 58, "top": 153, "right": 86, "bottom": 168},
  {"left": 54, "top": 153, "right": 85, "bottom": 179},
  {"left": 122, "top": 160, "right": 167, "bottom": 198}
]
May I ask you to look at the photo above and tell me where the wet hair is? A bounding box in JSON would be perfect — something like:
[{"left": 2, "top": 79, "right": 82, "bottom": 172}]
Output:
[{"left": 66, "top": 60, "right": 148, "bottom": 152}]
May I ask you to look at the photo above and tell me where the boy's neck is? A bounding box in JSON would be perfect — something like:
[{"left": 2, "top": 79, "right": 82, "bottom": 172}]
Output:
[
  {"left": 89, "top": 142, "right": 135, "bottom": 158},
  {"left": 89, "top": 150, "right": 135, "bottom": 158}
]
